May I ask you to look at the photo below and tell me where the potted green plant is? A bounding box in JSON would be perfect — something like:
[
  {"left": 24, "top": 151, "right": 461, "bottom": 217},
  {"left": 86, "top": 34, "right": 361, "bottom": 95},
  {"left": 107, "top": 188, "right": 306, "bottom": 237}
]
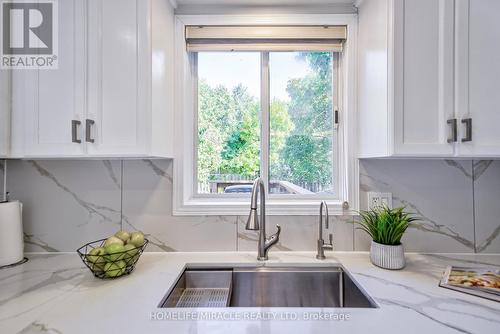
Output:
[{"left": 356, "top": 206, "right": 419, "bottom": 270}]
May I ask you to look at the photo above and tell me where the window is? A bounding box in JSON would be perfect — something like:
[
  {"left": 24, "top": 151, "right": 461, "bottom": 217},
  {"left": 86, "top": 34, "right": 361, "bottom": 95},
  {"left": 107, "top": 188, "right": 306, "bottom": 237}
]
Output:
[
  {"left": 269, "top": 52, "right": 337, "bottom": 196},
  {"left": 196, "top": 51, "right": 338, "bottom": 197},
  {"left": 196, "top": 52, "right": 261, "bottom": 194},
  {"left": 173, "top": 17, "right": 358, "bottom": 215}
]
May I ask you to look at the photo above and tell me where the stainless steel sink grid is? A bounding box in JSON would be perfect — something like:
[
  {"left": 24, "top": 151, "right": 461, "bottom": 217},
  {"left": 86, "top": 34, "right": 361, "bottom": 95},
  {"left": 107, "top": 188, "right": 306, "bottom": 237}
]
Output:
[
  {"left": 176, "top": 288, "right": 230, "bottom": 308},
  {"left": 161, "top": 270, "right": 232, "bottom": 308},
  {"left": 159, "top": 265, "right": 377, "bottom": 308}
]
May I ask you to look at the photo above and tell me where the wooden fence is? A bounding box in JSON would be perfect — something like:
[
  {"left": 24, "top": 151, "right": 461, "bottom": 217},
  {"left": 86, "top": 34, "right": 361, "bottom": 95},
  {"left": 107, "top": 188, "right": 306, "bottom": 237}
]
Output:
[{"left": 198, "top": 174, "right": 327, "bottom": 194}]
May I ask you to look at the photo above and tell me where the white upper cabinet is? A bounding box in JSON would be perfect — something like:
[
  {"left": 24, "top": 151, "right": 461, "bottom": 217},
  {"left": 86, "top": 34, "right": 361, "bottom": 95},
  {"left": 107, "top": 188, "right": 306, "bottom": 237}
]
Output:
[
  {"left": 455, "top": 0, "right": 500, "bottom": 157},
  {"left": 10, "top": 0, "right": 174, "bottom": 158},
  {"left": 12, "top": 0, "right": 86, "bottom": 157},
  {"left": 358, "top": 0, "right": 455, "bottom": 157},
  {"left": 0, "top": 71, "right": 10, "bottom": 157},
  {"left": 358, "top": 0, "right": 500, "bottom": 158},
  {"left": 393, "top": 0, "right": 455, "bottom": 156},
  {"left": 87, "top": 0, "right": 174, "bottom": 158},
  {"left": 87, "top": 0, "right": 148, "bottom": 156}
]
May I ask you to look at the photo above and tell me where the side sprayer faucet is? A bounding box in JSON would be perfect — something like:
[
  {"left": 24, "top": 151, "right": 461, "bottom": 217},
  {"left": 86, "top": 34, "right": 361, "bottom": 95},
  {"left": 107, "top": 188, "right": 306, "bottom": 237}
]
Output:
[
  {"left": 246, "top": 177, "right": 281, "bottom": 261},
  {"left": 316, "top": 201, "right": 333, "bottom": 259}
]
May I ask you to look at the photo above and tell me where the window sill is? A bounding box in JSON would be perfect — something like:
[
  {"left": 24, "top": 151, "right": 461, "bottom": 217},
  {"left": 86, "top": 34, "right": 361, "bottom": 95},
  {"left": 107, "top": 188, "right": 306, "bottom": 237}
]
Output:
[{"left": 172, "top": 198, "right": 356, "bottom": 216}]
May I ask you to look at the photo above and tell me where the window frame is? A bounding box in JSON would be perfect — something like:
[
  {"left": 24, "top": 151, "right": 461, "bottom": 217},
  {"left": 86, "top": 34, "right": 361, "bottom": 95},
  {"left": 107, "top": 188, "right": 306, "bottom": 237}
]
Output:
[{"left": 173, "top": 14, "right": 359, "bottom": 216}]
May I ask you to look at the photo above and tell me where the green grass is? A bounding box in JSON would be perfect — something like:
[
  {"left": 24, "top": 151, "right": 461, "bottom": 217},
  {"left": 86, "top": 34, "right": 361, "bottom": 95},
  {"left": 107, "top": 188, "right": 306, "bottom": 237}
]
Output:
[{"left": 356, "top": 206, "right": 419, "bottom": 246}]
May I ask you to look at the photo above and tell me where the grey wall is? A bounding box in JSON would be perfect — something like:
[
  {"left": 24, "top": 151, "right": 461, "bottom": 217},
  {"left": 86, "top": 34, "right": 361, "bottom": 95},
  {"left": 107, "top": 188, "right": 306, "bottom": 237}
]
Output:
[{"left": 3, "top": 159, "right": 499, "bottom": 253}]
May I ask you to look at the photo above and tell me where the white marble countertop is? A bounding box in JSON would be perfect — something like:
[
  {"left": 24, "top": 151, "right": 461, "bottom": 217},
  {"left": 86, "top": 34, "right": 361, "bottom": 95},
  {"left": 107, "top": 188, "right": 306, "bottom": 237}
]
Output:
[{"left": 1, "top": 252, "right": 499, "bottom": 334}]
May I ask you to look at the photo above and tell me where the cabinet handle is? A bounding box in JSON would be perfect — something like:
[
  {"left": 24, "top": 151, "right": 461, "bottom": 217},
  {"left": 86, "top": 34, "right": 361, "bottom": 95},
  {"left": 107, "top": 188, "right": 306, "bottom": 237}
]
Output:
[
  {"left": 71, "top": 120, "right": 81, "bottom": 143},
  {"left": 85, "top": 119, "right": 95, "bottom": 143},
  {"left": 461, "top": 118, "right": 472, "bottom": 142},
  {"left": 447, "top": 118, "right": 457, "bottom": 143}
]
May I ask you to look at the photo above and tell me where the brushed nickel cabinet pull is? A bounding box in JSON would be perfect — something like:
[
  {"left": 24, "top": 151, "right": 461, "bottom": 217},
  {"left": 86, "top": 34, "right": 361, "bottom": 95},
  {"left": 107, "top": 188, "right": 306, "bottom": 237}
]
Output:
[
  {"left": 71, "top": 120, "right": 81, "bottom": 143},
  {"left": 85, "top": 119, "right": 95, "bottom": 143},
  {"left": 461, "top": 118, "right": 472, "bottom": 142},
  {"left": 447, "top": 118, "right": 457, "bottom": 143}
]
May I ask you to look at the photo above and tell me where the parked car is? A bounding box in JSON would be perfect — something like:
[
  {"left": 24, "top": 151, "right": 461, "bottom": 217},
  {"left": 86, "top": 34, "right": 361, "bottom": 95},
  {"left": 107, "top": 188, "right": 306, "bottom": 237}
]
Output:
[{"left": 223, "top": 185, "right": 253, "bottom": 193}]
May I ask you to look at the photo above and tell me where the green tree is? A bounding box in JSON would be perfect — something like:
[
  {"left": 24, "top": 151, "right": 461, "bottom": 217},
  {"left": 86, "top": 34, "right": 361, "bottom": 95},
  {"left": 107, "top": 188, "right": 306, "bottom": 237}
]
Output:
[
  {"left": 280, "top": 135, "right": 332, "bottom": 185},
  {"left": 198, "top": 81, "right": 261, "bottom": 182},
  {"left": 198, "top": 52, "right": 334, "bottom": 192},
  {"left": 278, "top": 52, "right": 334, "bottom": 187},
  {"left": 286, "top": 52, "right": 333, "bottom": 134},
  {"left": 269, "top": 99, "right": 294, "bottom": 180},
  {"left": 220, "top": 106, "right": 260, "bottom": 177},
  {"left": 197, "top": 80, "right": 232, "bottom": 182}
]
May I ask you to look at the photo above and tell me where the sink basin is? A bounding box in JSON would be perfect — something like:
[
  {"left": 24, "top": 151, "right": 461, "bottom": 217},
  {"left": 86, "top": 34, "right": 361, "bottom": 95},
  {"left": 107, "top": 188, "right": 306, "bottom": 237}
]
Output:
[{"left": 159, "top": 265, "right": 376, "bottom": 308}]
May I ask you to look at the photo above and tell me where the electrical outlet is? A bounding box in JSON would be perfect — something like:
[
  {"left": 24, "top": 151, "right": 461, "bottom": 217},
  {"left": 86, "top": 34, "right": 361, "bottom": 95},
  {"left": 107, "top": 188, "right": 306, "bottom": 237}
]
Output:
[{"left": 368, "top": 192, "right": 393, "bottom": 210}]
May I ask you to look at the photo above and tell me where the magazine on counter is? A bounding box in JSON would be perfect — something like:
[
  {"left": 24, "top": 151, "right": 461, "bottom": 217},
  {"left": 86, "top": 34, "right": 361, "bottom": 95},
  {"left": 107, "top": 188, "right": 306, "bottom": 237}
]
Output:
[{"left": 439, "top": 266, "right": 500, "bottom": 302}]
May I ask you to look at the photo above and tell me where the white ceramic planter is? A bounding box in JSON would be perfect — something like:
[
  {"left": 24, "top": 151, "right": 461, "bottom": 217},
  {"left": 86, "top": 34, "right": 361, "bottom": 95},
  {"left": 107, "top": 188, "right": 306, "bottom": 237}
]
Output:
[{"left": 370, "top": 240, "right": 405, "bottom": 270}]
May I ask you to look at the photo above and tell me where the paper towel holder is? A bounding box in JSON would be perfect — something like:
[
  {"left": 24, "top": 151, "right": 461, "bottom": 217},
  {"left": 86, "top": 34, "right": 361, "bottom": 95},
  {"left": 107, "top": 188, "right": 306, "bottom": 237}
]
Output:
[{"left": 0, "top": 160, "right": 28, "bottom": 269}]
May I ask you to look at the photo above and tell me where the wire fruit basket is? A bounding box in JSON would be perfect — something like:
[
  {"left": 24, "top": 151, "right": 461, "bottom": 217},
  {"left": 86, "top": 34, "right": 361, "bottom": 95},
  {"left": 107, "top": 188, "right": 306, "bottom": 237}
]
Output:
[{"left": 77, "top": 238, "right": 149, "bottom": 279}]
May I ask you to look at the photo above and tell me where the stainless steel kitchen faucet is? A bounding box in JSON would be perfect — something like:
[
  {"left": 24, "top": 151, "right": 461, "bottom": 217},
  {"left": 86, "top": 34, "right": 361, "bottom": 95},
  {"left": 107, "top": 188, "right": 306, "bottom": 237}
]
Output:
[
  {"left": 316, "top": 201, "right": 333, "bottom": 259},
  {"left": 245, "top": 177, "right": 281, "bottom": 261}
]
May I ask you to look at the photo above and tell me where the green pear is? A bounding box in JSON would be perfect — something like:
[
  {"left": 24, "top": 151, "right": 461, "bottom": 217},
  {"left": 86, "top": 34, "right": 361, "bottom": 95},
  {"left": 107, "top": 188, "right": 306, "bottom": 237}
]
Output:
[
  {"left": 128, "top": 231, "right": 145, "bottom": 247},
  {"left": 104, "top": 260, "right": 126, "bottom": 278},
  {"left": 104, "top": 236, "right": 124, "bottom": 247},
  {"left": 104, "top": 244, "right": 125, "bottom": 262},
  {"left": 130, "top": 253, "right": 140, "bottom": 265},
  {"left": 114, "top": 230, "right": 130, "bottom": 243},
  {"left": 123, "top": 243, "right": 138, "bottom": 265},
  {"left": 86, "top": 247, "right": 106, "bottom": 272}
]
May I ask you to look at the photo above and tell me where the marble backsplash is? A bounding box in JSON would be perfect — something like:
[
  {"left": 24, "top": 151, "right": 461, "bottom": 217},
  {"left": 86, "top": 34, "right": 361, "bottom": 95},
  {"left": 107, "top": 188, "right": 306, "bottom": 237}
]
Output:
[
  {"left": 1, "top": 159, "right": 498, "bottom": 253},
  {"left": 359, "top": 160, "right": 499, "bottom": 253}
]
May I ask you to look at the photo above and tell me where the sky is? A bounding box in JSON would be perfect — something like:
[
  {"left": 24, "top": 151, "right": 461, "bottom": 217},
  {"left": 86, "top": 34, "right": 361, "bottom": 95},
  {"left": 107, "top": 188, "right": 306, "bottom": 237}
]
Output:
[{"left": 198, "top": 52, "right": 311, "bottom": 101}]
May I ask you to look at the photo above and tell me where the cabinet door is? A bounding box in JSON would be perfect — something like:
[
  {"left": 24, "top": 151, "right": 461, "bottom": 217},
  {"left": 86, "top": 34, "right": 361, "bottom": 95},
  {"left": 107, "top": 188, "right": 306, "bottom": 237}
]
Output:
[
  {"left": 0, "top": 71, "right": 9, "bottom": 157},
  {"left": 21, "top": 0, "right": 86, "bottom": 156},
  {"left": 393, "top": 0, "right": 455, "bottom": 156},
  {"left": 87, "top": 0, "right": 149, "bottom": 156},
  {"left": 455, "top": 0, "right": 500, "bottom": 156}
]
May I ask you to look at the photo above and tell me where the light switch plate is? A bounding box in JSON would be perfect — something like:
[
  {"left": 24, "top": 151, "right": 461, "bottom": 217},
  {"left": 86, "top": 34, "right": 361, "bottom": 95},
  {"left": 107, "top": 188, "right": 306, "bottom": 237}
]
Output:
[{"left": 368, "top": 192, "right": 393, "bottom": 210}]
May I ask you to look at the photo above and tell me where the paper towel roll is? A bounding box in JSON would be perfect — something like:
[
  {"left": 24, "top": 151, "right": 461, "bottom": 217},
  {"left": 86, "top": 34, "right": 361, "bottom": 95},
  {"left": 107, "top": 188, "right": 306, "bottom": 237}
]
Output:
[{"left": 0, "top": 201, "right": 24, "bottom": 267}]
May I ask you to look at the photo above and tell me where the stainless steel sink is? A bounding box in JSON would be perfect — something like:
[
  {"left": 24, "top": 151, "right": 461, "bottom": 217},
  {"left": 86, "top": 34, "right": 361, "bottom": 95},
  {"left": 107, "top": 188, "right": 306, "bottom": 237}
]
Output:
[{"left": 159, "top": 265, "right": 376, "bottom": 308}]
